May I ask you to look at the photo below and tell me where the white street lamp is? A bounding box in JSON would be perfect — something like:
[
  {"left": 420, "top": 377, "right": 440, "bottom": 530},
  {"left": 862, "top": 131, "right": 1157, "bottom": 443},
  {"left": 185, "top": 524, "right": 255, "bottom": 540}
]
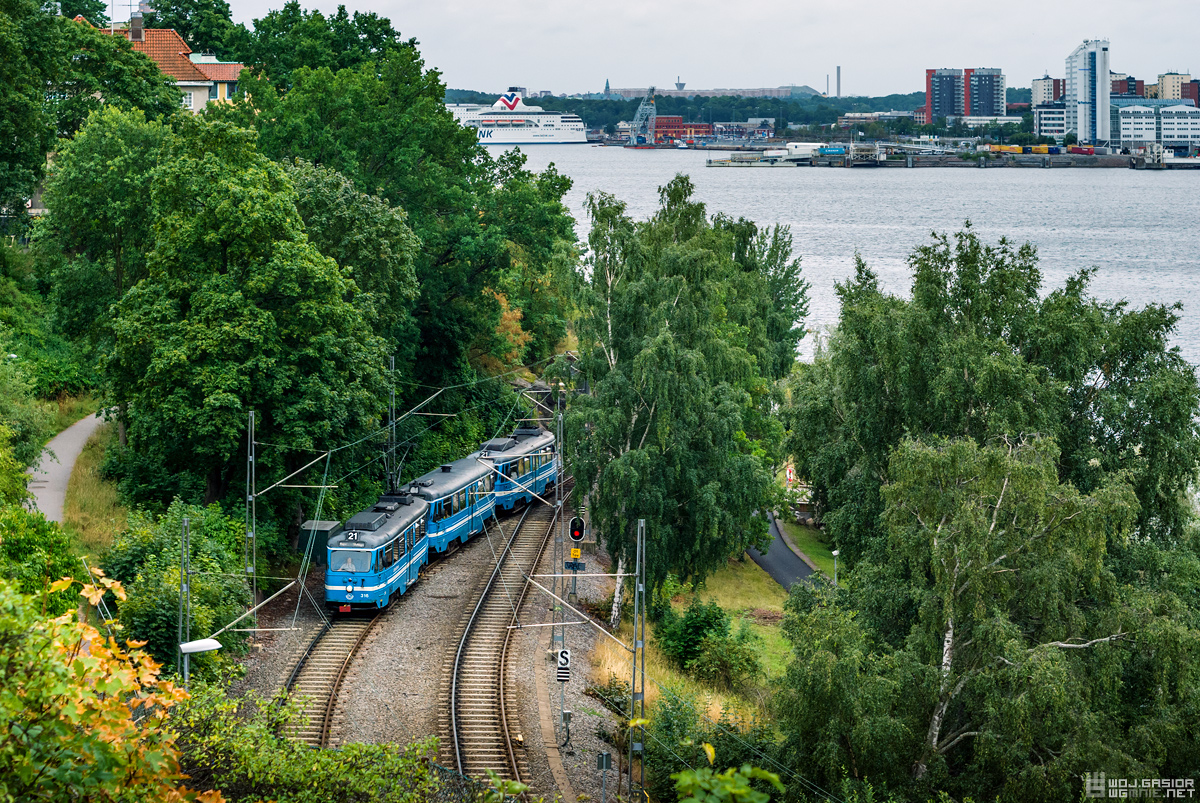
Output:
[
  {"left": 179, "top": 638, "right": 222, "bottom": 689},
  {"left": 831, "top": 550, "right": 840, "bottom": 587}
]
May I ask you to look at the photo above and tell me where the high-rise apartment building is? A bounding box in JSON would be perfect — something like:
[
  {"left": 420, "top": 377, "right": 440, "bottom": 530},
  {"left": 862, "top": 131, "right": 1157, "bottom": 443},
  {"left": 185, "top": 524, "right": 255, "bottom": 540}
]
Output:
[
  {"left": 926, "top": 69, "right": 964, "bottom": 121},
  {"left": 966, "top": 68, "right": 1006, "bottom": 116},
  {"left": 925, "top": 67, "right": 1006, "bottom": 122},
  {"left": 1157, "top": 73, "right": 1191, "bottom": 100},
  {"left": 1065, "top": 40, "right": 1111, "bottom": 143},
  {"left": 1032, "top": 75, "right": 1065, "bottom": 105}
]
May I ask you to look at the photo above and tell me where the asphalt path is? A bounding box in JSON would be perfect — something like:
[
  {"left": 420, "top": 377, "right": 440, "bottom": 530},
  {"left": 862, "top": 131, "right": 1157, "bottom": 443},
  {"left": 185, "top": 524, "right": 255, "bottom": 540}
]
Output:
[
  {"left": 27, "top": 413, "right": 106, "bottom": 523},
  {"left": 748, "top": 512, "right": 814, "bottom": 591}
]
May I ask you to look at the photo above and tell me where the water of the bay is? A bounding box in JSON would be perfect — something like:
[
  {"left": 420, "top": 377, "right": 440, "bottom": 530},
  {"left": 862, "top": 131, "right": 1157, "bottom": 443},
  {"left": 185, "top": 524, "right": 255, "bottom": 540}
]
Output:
[{"left": 501, "top": 144, "right": 1200, "bottom": 365}]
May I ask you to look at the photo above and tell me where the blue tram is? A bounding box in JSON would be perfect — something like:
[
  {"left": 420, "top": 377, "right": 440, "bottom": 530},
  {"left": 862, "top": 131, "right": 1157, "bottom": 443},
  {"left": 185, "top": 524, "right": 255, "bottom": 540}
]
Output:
[
  {"left": 326, "top": 494, "right": 430, "bottom": 612},
  {"left": 484, "top": 427, "right": 558, "bottom": 511},
  {"left": 324, "top": 425, "right": 556, "bottom": 612}
]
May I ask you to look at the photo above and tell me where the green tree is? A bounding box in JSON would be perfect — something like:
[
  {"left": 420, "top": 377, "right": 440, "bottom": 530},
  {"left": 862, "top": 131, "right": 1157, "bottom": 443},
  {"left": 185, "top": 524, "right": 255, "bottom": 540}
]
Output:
[
  {"left": 776, "top": 437, "right": 1200, "bottom": 801},
  {"left": 225, "top": 1, "right": 412, "bottom": 90},
  {"left": 282, "top": 158, "right": 419, "bottom": 344},
  {"left": 568, "top": 178, "right": 806, "bottom": 597},
  {"left": 0, "top": 3, "right": 176, "bottom": 216},
  {"left": 49, "top": 16, "right": 181, "bottom": 138},
  {"left": 59, "top": 0, "right": 107, "bottom": 25},
  {"left": 105, "top": 117, "right": 390, "bottom": 506},
  {"left": 0, "top": 0, "right": 60, "bottom": 214},
  {"left": 218, "top": 50, "right": 576, "bottom": 384},
  {"left": 38, "top": 106, "right": 167, "bottom": 348},
  {"left": 144, "top": 0, "right": 235, "bottom": 55},
  {"left": 785, "top": 227, "right": 1200, "bottom": 566}
]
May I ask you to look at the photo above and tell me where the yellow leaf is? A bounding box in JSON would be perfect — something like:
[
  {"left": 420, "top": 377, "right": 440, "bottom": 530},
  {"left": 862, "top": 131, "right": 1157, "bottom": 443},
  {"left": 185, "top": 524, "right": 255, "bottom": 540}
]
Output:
[
  {"left": 49, "top": 577, "right": 75, "bottom": 593},
  {"left": 702, "top": 743, "right": 715, "bottom": 766}
]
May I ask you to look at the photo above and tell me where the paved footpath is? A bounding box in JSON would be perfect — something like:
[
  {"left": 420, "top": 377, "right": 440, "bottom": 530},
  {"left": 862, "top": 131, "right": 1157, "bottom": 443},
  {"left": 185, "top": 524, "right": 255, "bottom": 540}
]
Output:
[
  {"left": 748, "top": 512, "right": 816, "bottom": 590},
  {"left": 27, "top": 413, "right": 106, "bottom": 523}
]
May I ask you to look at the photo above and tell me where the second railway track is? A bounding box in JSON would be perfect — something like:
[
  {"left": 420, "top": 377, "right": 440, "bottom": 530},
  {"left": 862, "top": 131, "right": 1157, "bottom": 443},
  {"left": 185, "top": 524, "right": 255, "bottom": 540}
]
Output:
[
  {"left": 448, "top": 496, "right": 562, "bottom": 783},
  {"left": 286, "top": 613, "right": 379, "bottom": 747}
]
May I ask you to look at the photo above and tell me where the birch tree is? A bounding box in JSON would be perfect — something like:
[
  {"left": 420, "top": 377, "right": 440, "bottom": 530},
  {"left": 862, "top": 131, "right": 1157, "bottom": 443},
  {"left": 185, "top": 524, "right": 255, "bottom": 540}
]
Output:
[{"left": 567, "top": 178, "right": 807, "bottom": 604}]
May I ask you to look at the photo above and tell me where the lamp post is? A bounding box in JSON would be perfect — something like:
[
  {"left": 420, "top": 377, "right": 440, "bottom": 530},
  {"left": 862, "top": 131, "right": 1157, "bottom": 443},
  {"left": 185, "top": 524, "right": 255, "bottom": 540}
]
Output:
[
  {"left": 179, "top": 638, "right": 222, "bottom": 690},
  {"left": 831, "top": 549, "right": 840, "bottom": 587}
]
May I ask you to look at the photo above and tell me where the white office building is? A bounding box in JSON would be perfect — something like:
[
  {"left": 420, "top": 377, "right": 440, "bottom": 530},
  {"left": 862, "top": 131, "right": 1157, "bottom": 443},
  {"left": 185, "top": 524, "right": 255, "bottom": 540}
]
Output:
[
  {"left": 1160, "top": 105, "right": 1200, "bottom": 148},
  {"left": 1117, "top": 104, "right": 1200, "bottom": 149},
  {"left": 1034, "top": 102, "right": 1067, "bottom": 141},
  {"left": 1118, "top": 106, "right": 1159, "bottom": 146},
  {"left": 1065, "top": 40, "right": 1111, "bottom": 143}
]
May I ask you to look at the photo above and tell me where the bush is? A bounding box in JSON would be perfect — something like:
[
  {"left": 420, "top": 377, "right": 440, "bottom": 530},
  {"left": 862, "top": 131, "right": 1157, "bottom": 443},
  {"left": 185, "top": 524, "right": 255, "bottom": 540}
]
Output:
[
  {"left": 102, "top": 500, "right": 250, "bottom": 674},
  {"left": 688, "top": 619, "right": 763, "bottom": 691},
  {"left": 645, "top": 688, "right": 781, "bottom": 803},
  {"left": 0, "top": 505, "right": 78, "bottom": 615},
  {"left": 0, "top": 576, "right": 204, "bottom": 802},
  {"left": 657, "top": 598, "right": 730, "bottom": 668},
  {"left": 173, "top": 680, "right": 438, "bottom": 802}
]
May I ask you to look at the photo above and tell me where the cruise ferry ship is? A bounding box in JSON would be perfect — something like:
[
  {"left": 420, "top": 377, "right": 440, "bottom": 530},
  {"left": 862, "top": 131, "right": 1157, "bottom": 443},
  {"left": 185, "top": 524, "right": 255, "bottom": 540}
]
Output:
[{"left": 447, "top": 88, "right": 587, "bottom": 145}]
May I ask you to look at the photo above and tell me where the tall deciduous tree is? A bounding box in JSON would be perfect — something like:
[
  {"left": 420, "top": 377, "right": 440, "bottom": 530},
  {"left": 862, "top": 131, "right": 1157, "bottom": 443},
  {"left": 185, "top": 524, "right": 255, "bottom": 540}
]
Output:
[
  {"left": 777, "top": 436, "right": 1200, "bottom": 801},
  {"left": 38, "top": 106, "right": 166, "bottom": 346},
  {"left": 224, "top": 0, "right": 411, "bottom": 89},
  {"left": 0, "top": 3, "right": 176, "bottom": 217},
  {"left": 785, "top": 227, "right": 1200, "bottom": 565},
  {"left": 215, "top": 50, "right": 577, "bottom": 386},
  {"left": 106, "top": 117, "right": 389, "bottom": 504},
  {"left": 282, "top": 158, "right": 419, "bottom": 347},
  {"left": 568, "top": 177, "right": 808, "bottom": 598},
  {"left": 144, "top": 0, "right": 235, "bottom": 56}
]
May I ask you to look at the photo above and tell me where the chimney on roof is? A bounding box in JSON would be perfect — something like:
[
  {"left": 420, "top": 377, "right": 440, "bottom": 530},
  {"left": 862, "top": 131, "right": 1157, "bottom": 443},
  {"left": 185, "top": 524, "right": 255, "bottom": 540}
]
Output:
[{"left": 130, "top": 11, "right": 143, "bottom": 41}]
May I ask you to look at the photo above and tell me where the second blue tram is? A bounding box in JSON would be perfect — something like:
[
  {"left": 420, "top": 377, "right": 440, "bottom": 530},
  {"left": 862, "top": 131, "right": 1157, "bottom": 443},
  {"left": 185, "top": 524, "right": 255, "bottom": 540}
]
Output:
[
  {"left": 483, "top": 427, "right": 558, "bottom": 511},
  {"left": 325, "top": 425, "right": 557, "bottom": 612}
]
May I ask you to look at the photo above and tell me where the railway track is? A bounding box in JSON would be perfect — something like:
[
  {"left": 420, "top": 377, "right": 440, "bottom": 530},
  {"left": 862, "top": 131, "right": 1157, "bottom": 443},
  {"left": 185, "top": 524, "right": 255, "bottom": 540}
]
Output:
[
  {"left": 448, "top": 496, "right": 563, "bottom": 782},
  {"left": 285, "top": 613, "right": 378, "bottom": 747}
]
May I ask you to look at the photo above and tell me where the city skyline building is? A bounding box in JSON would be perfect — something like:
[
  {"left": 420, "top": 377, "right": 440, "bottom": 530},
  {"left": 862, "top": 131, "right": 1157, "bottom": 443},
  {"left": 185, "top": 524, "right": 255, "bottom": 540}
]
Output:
[
  {"left": 1032, "top": 75, "right": 1065, "bottom": 105},
  {"left": 966, "top": 67, "right": 1006, "bottom": 116},
  {"left": 925, "top": 67, "right": 1006, "bottom": 122},
  {"left": 1065, "top": 39, "right": 1111, "bottom": 143}
]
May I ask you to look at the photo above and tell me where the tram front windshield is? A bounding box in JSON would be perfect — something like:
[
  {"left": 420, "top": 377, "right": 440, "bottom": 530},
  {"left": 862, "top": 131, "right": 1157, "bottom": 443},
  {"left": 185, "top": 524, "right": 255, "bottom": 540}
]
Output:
[{"left": 331, "top": 550, "right": 372, "bottom": 573}]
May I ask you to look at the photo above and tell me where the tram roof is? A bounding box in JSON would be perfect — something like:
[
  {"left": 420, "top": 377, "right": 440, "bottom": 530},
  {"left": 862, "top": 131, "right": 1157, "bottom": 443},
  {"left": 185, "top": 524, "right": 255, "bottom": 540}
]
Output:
[
  {"left": 328, "top": 495, "right": 428, "bottom": 549},
  {"left": 406, "top": 454, "right": 493, "bottom": 499}
]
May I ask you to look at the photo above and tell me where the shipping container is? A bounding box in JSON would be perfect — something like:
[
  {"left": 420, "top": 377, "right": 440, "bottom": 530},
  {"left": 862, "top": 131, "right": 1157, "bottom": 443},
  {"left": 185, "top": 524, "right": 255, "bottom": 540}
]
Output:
[
  {"left": 1047, "top": 146, "right": 1061, "bottom": 154},
  {"left": 1031, "top": 145, "right": 1049, "bottom": 154},
  {"left": 818, "top": 146, "right": 847, "bottom": 155},
  {"left": 1068, "top": 146, "right": 1094, "bottom": 155}
]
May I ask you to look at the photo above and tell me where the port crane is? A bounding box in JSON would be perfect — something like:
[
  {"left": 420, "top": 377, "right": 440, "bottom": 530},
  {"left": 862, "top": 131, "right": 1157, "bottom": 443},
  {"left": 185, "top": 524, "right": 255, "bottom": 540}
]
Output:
[{"left": 629, "top": 86, "right": 656, "bottom": 145}]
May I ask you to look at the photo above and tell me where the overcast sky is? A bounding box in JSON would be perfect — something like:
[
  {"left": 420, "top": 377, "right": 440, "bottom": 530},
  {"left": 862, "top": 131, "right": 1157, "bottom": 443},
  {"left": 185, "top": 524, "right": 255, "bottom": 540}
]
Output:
[{"left": 231, "top": 0, "right": 1199, "bottom": 97}]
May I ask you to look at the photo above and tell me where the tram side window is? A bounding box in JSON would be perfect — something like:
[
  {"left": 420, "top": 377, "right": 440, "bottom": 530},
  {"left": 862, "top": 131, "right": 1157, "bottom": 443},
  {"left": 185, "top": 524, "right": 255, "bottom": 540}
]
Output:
[
  {"left": 397, "top": 532, "right": 406, "bottom": 557},
  {"left": 382, "top": 542, "right": 395, "bottom": 568},
  {"left": 450, "top": 492, "right": 459, "bottom": 515}
]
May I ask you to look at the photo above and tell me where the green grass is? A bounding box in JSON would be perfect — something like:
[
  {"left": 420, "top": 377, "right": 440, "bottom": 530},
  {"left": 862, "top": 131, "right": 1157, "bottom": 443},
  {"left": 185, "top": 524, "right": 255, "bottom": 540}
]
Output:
[
  {"left": 38, "top": 394, "right": 100, "bottom": 439},
  {"left": 687, "top": 556, "right": 792, "bottom": 683},
  {"left": 690, "top": 555, "right": 788, "bottom": 614},
  {"left": 777, "top": 518, "right": 837, "bottom": 579},
  {"left": 63, "top": 422, "right": 127, "bottom": 558}
]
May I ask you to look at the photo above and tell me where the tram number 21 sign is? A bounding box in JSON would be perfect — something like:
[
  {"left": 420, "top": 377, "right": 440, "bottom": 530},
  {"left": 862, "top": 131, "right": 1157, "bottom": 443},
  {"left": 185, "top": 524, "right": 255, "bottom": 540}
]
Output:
[{"left": 557, "top": 649, "right": 571, "bottom": 683}]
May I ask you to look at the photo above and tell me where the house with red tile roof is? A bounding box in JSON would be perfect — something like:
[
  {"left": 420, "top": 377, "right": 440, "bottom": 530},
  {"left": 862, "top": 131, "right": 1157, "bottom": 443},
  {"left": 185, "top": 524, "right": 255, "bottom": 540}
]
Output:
[{"left": 99, "top": 14, "right": 246, "bottom": 113}]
